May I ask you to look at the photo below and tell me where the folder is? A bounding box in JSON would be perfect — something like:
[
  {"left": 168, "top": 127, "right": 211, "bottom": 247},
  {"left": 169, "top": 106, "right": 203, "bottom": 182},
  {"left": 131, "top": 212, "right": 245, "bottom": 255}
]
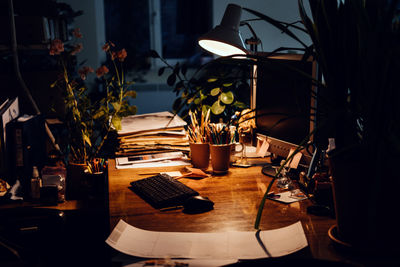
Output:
[
  {"left": 0, "top": 97, "right": 20, "bottom": 177},
  {"left": 6, "top": 114, "right": 46, "bottom": 197}
]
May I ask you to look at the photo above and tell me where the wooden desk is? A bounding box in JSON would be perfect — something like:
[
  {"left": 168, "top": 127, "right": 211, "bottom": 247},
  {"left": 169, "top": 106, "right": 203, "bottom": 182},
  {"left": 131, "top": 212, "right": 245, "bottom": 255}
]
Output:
[{"left": 107, "top": 160, "right": 363, "bottom": 265}]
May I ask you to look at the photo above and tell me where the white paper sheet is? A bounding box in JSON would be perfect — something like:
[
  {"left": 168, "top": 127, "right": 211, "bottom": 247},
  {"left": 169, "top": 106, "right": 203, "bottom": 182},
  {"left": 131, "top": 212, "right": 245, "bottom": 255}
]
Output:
[
  {"left": 106, "top": 220, "right": 308, "bottom": 260},
  {"left": 115, "top": 160, "right": 191, "bottom": 169}
]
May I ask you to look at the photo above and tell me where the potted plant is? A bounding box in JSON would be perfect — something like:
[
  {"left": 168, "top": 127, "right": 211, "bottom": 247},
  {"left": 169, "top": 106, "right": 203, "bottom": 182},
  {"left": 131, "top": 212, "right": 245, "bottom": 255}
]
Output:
[
  {"left": 242, "top": 0, "right": 400, "bottom": 252},
  {"left": 49, "top": 29, "right": 137, "bottom": 199},
  {"left": 150, "top": 50, "right": 251, "bottom": 123}
]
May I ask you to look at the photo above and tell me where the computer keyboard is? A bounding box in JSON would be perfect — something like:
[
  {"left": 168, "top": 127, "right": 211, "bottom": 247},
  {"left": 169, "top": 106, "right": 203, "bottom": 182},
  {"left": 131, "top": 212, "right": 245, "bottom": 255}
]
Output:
[{"left": 129, "top": 173, "right": 199, "bottom": 209}]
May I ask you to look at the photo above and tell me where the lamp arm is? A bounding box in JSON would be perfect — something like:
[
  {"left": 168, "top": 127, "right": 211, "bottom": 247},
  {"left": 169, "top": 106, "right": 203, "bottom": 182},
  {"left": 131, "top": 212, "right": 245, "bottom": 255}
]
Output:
[
  {"left": 242, "top": 7, "right": 308, "bottom": 48},
  {"left": 239, "top": 21, "right": 261, "bottom": 53},
  {"left": 8, "top": 0, "right": 61, "bottom": 153},
  {"left": 240, "top": 21, "right": 260, "bottom": 43}
]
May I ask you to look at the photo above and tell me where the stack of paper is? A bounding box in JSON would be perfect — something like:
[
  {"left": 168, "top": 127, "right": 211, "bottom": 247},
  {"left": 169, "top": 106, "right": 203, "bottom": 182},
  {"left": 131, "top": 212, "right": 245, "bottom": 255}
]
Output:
[
  {"left": 115, "top": 151, "right": 191, "bottom": 169},
  {"left": 116, "top": 111, "right": 189, "bottom": 157}
]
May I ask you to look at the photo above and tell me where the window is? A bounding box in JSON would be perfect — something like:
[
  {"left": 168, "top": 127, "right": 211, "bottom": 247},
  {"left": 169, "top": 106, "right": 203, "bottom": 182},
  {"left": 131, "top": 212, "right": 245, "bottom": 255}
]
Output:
[{"left": 104, "top": 0, "right": 212, "bottom": 72}]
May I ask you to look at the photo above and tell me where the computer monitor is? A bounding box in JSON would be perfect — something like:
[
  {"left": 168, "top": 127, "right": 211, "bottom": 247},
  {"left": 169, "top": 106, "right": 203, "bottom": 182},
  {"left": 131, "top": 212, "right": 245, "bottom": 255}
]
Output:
[{"left": 253, "top": 53, "right": 317, "bottom": 166}]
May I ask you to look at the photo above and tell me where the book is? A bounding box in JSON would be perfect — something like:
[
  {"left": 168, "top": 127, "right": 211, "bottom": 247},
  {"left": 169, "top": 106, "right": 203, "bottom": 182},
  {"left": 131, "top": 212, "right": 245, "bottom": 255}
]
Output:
[
  {"left": 6, "top": 114, "right": 46, "bottom": 198},
  {"left": 0, "top": 97, "right": 19, "bottom": 177}
]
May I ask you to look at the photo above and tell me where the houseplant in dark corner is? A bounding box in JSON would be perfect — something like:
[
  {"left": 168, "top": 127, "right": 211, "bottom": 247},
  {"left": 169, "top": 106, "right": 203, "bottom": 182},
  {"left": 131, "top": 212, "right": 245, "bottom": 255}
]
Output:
[
  {"left": 245, "top": 0, "right": 400, "bottom": 252},
  {"left": 49, "top": 29, "right": 137, "bottom": 199}
]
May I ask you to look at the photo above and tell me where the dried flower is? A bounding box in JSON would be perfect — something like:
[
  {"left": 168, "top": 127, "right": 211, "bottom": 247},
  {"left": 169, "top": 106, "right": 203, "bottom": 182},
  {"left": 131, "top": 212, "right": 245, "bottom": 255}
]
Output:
[
  {"left": 71, "top": 43, "right": 83, "bottom": 55},
  {"left": 49, "top": 39, "right": 64, "bottom": 55},
  {"left": 72, "top": 28, "right": 83, "bottom": 38},
  {"left": 102, "top": 43, "right": 110, "bottom": 52},
  {"left": 78, "top": 66, "right": 94, "bottom": 80},
  {"left": 96, "top": 65, "right": 109, "bottom": 78},
  {"left": 117, "top": 49, "right": 127, "bottom": 62},
  {"left": 102, "top": 41, "right": 115, "bottom": 52},
  {"left": 49, "top": 34, "right": 136, "bottom": 166}
]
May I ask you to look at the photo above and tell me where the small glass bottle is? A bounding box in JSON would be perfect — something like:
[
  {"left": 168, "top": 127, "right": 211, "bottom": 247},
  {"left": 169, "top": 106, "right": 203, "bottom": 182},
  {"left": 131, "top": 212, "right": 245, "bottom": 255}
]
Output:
[
  {"left": 31, "top": 166, "right": 42, "bottom": 200},
  {"left": 41, "top": 150, "right": 66, "bottom": 202}
]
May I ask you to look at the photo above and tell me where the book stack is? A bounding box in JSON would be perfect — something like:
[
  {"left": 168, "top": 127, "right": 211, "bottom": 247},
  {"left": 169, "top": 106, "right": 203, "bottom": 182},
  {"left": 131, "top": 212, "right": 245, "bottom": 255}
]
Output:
[{"left": 116, "top": 111, "right": 189, "bottom": 157}]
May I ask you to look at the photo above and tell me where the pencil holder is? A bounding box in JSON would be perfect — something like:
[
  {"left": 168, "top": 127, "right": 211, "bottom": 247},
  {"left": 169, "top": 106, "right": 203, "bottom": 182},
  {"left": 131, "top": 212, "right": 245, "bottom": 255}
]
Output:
[
  {"left": 189, "top": 143, "right": 210, "bottom": 170},
  {"left": 210, "top": 144, "right": 232, "bottom": 174}
]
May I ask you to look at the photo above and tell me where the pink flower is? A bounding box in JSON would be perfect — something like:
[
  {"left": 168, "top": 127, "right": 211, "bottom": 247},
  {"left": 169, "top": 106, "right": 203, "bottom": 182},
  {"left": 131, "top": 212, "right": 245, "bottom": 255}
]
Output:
[
  {"left": 49, "top": 39, "right": 64, "bottom": 55},
  {"left": 78, "top": 66, "right": 94, "bottom": 80},
  {"left": 96, "top": 65, "right": 109, "bottom": 78}
]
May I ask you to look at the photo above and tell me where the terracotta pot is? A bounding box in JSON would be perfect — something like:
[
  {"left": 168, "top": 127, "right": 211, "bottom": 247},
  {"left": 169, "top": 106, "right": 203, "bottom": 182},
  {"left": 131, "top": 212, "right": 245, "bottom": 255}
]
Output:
[
  {"left": 329, "top": 148, "right": 399, "bottom": 252},
  {"left": 189, "top": 143, "right": 210, "bottom": 170},
  {"left": 209, "top": 144, "right": 232, "bottom": 174}
]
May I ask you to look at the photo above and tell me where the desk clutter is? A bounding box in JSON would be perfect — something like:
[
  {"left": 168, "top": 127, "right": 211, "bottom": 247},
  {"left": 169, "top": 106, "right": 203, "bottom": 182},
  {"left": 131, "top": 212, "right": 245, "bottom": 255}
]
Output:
[{"left": 116, "top": 111, "right": 190, "bottom": 157}]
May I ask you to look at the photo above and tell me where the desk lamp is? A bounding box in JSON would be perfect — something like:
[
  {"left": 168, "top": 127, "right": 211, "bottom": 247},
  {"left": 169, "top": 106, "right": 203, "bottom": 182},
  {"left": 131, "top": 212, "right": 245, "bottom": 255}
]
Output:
[
  {"left": 198, "top": 4, "right": 248, "bottom": 57},
  {"left": 198, "top": 3, "right": 261, "bottom": 110},
  {"left": 199, "top": 4, "right": 262, "bottom": 167}
]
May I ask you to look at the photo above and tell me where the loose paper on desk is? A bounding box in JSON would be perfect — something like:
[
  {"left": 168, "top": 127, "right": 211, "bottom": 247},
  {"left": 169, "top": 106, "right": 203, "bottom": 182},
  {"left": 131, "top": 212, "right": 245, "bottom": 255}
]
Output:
[
  {"left": 115, "top": 152, "right": 191, "bottom": 169},
  {"left": 106, "top": 220, "right": 308, "bottom": 260},
  {"left": 118, "top": 111, "right": 187, "bottom": 136}
]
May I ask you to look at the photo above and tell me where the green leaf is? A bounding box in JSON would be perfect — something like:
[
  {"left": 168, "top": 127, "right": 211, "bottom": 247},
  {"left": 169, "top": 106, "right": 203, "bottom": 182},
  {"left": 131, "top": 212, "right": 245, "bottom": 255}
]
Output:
[
  {"left": 181, "top": 64, "right": 188, "bottom": 76},
  {"left": 167, "top": 74, "right": 176, "bottom": 86},
  {"left": 221, "top": 91, "right": 234, "bottom": 104},
  {"left": 111, "top": 102, "right": 121, "bottom": 111},
  {"left": 158, "top": 67, "right": 165, "bottom": 76},
  {"left": 193, "top": 97, "right": 201, "bottom": 105},
  {"left": 211, "top": 100, "right": 225, "bottom": 115},
  {"left": 222, "top": 83, "right": 233, "bottom": 87},
  {"left": 201, "top": 105, "right": 211, "bottom": 114},
  {"left": 124, "top": 90, "right": 136, "bottom": 98},
  {"left": 172, "top": 98, "right": 182, "bottom": 112},
  {"left": 210, "top": 87, "right": 220, "bottom": 96},
  {"left": 112, "top": 115, "right": 122, "bottom": 130},
  {"left": 83, "top": 133, "right": 92, "bottom": 147},
  {"left": 127, "top": 105, "right": 137, "bottom": 115},
  {"left": 92, "top": 109, "right": 105, "bottom": 119},
  {"left": 173, "top": 63, "right": 180, "bottom": 74},
  {"left": 207, "top": 78, "right": 217, "bottom": 83}
]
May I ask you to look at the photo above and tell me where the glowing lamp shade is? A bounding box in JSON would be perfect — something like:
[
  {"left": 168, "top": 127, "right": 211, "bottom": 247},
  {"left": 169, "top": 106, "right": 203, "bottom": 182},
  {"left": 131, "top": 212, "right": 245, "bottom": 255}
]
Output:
[{"left": 198, "top": 4, "right": 248, "bottom": 56}]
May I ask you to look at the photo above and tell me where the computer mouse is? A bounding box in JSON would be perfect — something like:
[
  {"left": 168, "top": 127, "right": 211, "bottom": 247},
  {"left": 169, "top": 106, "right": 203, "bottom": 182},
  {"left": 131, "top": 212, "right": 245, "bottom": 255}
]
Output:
[{"left": 183, "top": 195, "right": 214, "bottom": 214}]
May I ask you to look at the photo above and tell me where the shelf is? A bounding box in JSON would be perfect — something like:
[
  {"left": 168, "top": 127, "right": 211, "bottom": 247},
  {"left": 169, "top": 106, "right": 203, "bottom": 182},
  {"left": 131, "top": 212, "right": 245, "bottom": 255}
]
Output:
[{"left": 0, "top": 43, "right": 49, "bottom": 52}]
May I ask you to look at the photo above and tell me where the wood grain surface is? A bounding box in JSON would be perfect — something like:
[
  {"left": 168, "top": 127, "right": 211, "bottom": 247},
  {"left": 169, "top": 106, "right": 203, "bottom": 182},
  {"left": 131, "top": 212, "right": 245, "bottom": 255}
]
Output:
[{"left": 107, "top": 159, "right": 350, "bottom": 262}]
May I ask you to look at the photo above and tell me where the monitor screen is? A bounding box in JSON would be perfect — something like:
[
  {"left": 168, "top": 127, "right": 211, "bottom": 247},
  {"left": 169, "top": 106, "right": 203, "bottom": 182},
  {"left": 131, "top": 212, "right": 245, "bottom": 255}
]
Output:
[{"left": 254, "top": 53, "right": 316, "bottom": 162}]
